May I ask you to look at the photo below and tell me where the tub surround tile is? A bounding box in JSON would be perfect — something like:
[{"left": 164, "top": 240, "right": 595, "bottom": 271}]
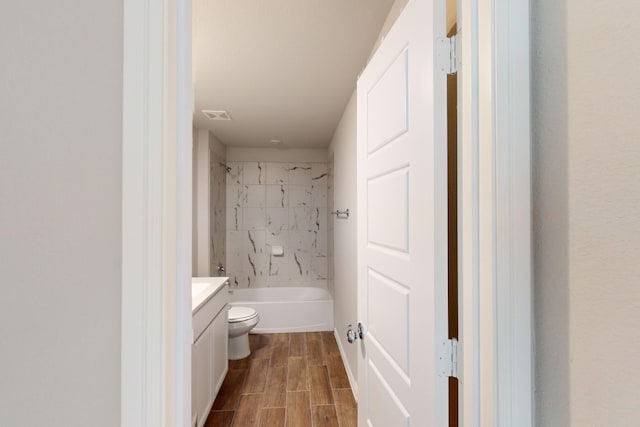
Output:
[
  {"left": 243, "top": 161, "right": 265, "bottom": 185},
  {"left": 243, "top": 253, "right": 267, "bottom": 287},
  {"left": 266, "top": 208, "right": 288, "bottom": 236},
  {"left": 311, "top": 164, "right": 328, "bottom": 208},
  {"left": 311, "top": 184, "right": 327, "bottom": 208},
  {"left": 312, "top": 229, "right": 327, "bottom": 255},
  {"left": 244, "top": 230, "right": 266, "bottom": 256},
  {"left": 311, "top": 255, "right": 328, "bottom": 281},
  {"left": 226, "top": 161, "right": 327, "bottom": 289},
  {"left": 226, "top": 206, "right": 243, "bottom": 231},
  {"left": 230, "top": 274, "right": 249, "bottom": 289},
  {"left": 287, "top": 163, "right": 312, "bottom": 186},
  {"left": 312, "top": 207, "right": 327, "bottom": 233},
  {"left": 266, "top": 233, "right": 289, "bottom": 254},
  {"left": 266, "top": 184, "right": 288, "bottom": 208},
  {"left": 243, "top": 208, "right": 266, "bottom": 231},
  {"left": 289, "top": 207, "right": 312, "bottom": 231},
  {"left": 311, "top": 163, "right": 328, "bottom": 181},
  {"left": 243, "top": 185, "right": 265, "bottom": 208},
  {"left": 226, "top": 162, "right": 243, "bottom": 185},
  {"left": 267, "top": 253, "right": 289, "bottom": 285},
  {"left": 227, "top": 184, "right": 244, "bottom": 208},
  {"left": 225, "top": 251, "right": 243, "bottom": 284},
  {"left": 288, "top": 251, "right": 311, "bottom": 284},
  {"left": 289, "top": 231, "right": 312, "bottom": 253},
  {"left": 266, "top": 162, "right": 289, "bottom": 185},
  {"left": 226, "top": 231, "right": 244, "bottom": 253},
  {"left": 288, "top": 185, "right": 312, "bottom": 207}
]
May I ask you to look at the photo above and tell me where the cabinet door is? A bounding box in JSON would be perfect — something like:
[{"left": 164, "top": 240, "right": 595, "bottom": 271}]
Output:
[
  {"left": 211, "top": 308, "right": 229, "bottom": 397},
  {"left": 193, "top": 327, "right": 212, "bottom": 427}
]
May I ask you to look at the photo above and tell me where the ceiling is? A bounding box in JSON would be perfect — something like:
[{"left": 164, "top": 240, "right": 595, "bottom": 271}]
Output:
[{"left": 192, "top": 0, "right": 396, "bottom": 148}]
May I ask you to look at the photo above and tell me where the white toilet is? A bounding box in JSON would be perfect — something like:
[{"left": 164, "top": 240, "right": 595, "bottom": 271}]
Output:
[{"left": 227, "top": 306, "right": 260, "bottom": 360}]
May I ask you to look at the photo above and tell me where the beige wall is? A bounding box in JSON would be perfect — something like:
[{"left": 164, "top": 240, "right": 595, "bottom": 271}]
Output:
[
  {"left": 0, "top": 1, "right": 123, "bottom": 426},
  {"left": 328, "top": 92, "right": 359, "bottom": 390},
  {"left": 193, "top": 128, "right": 199, "bottom": 275},
  {"left": 225, "top": 147, "right": 328, "bottom": 163},
  {"left": 327, "top": 0, "right": 415, "bottom": 397},
  {"left": 194, "top": 129, "right": 212, "bottom": 276},
  {"left": 533, "top": 1, "right": 640, "bottom": 425}
]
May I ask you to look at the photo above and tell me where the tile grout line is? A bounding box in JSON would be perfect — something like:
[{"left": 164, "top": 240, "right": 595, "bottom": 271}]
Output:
[{"left": 307, "top": 342, "right": 313, "bottom": 427}]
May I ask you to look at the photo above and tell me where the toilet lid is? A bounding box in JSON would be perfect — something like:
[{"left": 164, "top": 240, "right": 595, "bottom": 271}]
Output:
[{"left": 228, "top": 306, "right": 257, "bottom": 323}]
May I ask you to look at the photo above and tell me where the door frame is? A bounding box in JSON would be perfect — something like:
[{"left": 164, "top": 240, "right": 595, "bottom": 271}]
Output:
[
  {"left": 121, "top": 0, "right": 193, "bottom": 426},
  {"left": 458, "top": 0, "right": 533, "bottom": 425},
  {"left": 118, "top": 0, "right": 533, "bottom": 425}
]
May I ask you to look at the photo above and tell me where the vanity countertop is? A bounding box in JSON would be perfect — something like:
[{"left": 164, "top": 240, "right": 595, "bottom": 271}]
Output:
[{"left": 192, "top": 276, "right": 229, "bottom": 313}]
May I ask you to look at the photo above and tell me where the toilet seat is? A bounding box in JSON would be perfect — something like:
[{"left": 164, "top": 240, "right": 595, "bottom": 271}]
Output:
[{"left": 228, "top": 306, "right": 258, "bottom": 323}]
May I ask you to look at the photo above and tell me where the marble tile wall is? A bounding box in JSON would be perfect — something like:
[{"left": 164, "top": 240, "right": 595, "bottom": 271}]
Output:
[
  {"left": 226, "top": 161, "right": 328, "bottom": 288},
  {"left": 210, "top": 145, "right": 226, "bottom": 276}
]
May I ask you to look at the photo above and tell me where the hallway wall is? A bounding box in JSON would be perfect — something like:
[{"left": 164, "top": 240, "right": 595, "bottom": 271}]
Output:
[
  {"left": 532, "top": 1, "right": 640, "bottom": 425},
  {"left": 0, "top": 1, "right": 123, "bottom": 425},
  {"left": 327, "top": 0, "right": 410, "bottom": 396},
  {"left": 194, "top": 129, "right": 212, "bottom": 276},
  {"left": 328, "top": 92, "right": 358, "bottom": 392}
]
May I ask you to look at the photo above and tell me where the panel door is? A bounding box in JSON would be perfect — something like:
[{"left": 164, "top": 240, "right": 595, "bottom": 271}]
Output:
[{"left": 356, "top": 0, "right": 448, "bottom": 425}]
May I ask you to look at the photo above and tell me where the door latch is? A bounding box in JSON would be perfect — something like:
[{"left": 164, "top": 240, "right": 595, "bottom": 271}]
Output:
[{"left": 347, "top": 323, "right": 365, "bottom": 344}]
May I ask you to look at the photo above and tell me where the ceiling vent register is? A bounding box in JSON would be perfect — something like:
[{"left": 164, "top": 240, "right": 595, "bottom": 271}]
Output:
[{"left": 202, "top": 110, "right": 232, "bottom": 121}]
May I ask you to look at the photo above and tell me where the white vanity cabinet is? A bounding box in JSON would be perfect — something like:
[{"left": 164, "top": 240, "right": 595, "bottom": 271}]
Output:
[{"left": 191, "top": 278, "right": 229, "bottom": 427}]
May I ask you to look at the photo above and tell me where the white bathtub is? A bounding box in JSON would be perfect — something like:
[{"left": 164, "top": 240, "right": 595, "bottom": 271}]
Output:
[{"left": 228, "top": 287, "right": 334, "bottom": 333}]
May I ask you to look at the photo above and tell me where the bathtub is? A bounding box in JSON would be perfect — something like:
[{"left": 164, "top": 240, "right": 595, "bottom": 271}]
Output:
[{"left": 228, "top": 287, "right": 334, "bottom": 333}]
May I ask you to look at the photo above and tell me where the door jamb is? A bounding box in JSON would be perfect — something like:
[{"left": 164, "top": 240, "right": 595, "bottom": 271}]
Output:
[
  {"left": 458, "top": 0, "right": 533, "bottom": 425},
  {"left": 119, "top": 0, "right": 533, "bottom": 424},
  {"left": 121, "top": 0, "right": 193, "bottom": 426}
]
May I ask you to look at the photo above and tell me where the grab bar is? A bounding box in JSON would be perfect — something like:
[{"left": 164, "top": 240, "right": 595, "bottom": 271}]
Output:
[{"left": 331, "top": 209, "right": 350, "bottom": 218}]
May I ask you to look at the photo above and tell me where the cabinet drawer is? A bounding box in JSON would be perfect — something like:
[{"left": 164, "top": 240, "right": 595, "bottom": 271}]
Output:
[{"left": 193, "top": 287, "right": 229, "bottom": 341}]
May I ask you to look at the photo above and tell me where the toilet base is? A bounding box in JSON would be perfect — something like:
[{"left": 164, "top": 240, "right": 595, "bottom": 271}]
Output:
[{"left": 228, "top": 333, "right": 251, "bottom": 360}]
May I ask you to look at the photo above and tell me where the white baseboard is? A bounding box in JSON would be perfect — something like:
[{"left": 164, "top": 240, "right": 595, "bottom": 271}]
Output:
[{"left": 333, "top": 328, "right": 358, "bottom": 402}]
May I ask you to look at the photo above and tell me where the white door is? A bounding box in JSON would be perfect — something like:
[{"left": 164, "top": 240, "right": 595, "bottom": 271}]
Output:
[{"left": 356, "top": 0, "right": 448, "bottom": 425}]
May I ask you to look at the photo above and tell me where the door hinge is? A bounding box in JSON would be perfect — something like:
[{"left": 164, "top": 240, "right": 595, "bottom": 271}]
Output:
[
  {"left": 436, "top": 35, "right": 458, "bottom": 75},
  {"left": 439, "top": 338, "right": 459, "bottom": 378}
]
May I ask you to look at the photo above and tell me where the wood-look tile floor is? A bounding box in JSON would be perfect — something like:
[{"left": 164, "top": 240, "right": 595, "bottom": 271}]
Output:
[{"left": 204, "top": 332, "right": 357, "bottom": 427}]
